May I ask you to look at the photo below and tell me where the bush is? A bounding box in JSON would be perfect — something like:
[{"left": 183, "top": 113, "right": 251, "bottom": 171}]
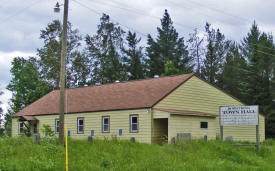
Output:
[{"left": 41, "top": 124, "right": 54, "bottom": 137}]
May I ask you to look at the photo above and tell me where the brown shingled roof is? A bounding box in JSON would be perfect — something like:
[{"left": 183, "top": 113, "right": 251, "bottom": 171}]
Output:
[{"left": 14, "top": 74, "right": 194, "bottom": 117}]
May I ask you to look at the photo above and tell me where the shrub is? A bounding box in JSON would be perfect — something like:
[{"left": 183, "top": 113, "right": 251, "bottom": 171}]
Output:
[{"left": 41, "top": 124, "right": 54, "bottom": 137}]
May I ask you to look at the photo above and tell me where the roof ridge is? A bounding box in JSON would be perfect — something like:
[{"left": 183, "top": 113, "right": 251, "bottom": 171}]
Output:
[{"left": 57, "top": 73, "right": 194, "bottom": 91}]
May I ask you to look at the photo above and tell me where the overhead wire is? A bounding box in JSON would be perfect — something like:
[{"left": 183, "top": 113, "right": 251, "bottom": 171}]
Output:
[
  {"left": 86, "top": 0, "right": 201, "bottom": 31},
  {"left": 184, "top": 0, "right": 250, "bottom": 23},
  {"left": 72, "top": 0, "right": 148, "bottom": 38},
  {"left": 0, "top": 0, "right": 43, "bottom": 25},
  {"left": 166, "top": 0, "right": 275, "bottom": 52},
  {"left": 76, "top": 0, "right": 275, "bottom": 57}
]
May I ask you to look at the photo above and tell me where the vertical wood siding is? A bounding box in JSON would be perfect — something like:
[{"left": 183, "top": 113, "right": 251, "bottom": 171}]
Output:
[
  {"left": 13, "top": 109, "right": 152, "bottom": 143},
  {"left": 154, "top": 76, "right": 265, "bottom": 142}
]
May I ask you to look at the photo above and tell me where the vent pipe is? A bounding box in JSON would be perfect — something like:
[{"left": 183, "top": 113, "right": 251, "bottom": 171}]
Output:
[{"left": 154, "top": 75, "right": 159, "bottom": 78}]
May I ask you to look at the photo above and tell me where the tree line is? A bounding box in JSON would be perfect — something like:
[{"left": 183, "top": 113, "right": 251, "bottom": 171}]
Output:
[{"left": 1, "top": 10, "right": 275, "bottom": 137}]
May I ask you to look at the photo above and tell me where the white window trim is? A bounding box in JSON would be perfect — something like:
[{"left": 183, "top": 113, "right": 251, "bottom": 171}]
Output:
[
  {"left": 18, "top": 122, "right": 24, "bottom": 134},
  {"left": 55, "top": 119, "right": 59, "bottom": 134},
  {"left": 102, "top": 116, "right": 110, "bottom": 133},
  {"left": 77, "top": 117, "right": 84, "bottom": 134},
  {"left": 130, "top": 115, "right": 138, "bottom": 133},
  {"left": 200, "top": 121, "right": 208, "bottom": 129}
]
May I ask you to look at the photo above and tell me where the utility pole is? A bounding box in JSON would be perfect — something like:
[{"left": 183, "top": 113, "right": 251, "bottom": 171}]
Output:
[{"left": 59, "top": 0, "right": 69, "bottom": 146}]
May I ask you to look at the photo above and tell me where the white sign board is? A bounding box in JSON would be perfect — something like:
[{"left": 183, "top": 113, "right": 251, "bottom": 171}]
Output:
[{"left": 220, "top": 105, "right": 258, "bottom": 126}]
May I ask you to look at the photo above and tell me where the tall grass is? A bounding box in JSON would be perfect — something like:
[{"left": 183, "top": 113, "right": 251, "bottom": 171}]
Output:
[{"left": 0, "top": 137, "right": 275, "bottom": 170}]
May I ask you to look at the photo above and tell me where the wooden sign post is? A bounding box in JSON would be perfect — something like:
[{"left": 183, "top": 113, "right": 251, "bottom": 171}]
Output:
[{"left": 219, "top": 105, "right": 259, "bottom": 152}]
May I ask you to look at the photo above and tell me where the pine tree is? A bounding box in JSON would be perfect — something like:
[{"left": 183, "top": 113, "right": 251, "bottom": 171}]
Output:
[
  {"left": 122, "top": 31, "right": 145, "bottom": 80},
  {"left": 240, "top": 22, "right": 275, "bottom": 137},
  {"left": 201, "top": 22, "right": 229, "bottom": 84},
  {"left": 146, "top": 9, "right": 192, "bottom": 77},
  {"left": 219, "top": 41, "right": 246, "bottom": 101},
  {"left": 85, "top": 14, "right": 127, "bottom": 84}
]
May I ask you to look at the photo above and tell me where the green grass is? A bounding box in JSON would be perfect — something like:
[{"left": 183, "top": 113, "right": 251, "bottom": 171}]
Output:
[{"left": 0, "top": 137, "right": 275, "bottom": 170}]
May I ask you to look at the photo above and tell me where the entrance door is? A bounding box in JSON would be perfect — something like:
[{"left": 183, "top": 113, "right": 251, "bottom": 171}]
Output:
[{"left": 153, "top": 118, "right": 168, "bottom": 144}]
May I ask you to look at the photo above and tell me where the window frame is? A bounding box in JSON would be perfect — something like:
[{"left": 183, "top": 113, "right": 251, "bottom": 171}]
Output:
[
  {"left": 33, "top": 123, "right": 38, "bottom": 134},
  {"left": 18, "top": 121, "right": 24, "bottom": 134},
  {"left": 77, "top": 117, "right": 84, "bottom": 134},
  {"left": 102, "top": 116, "right": 110, "bottom": 133},
  {"left": 55, "top": 119, "right": 59, "bottom": 134},
  {"left": 200, "top": 121, "right": 208, "bottom": 129},
  {"left": 129, "top": 114, "right": 139, "bottom": 133}
]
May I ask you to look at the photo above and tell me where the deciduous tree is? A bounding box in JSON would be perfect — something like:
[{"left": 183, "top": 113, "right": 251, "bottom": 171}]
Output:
[{"left": 85, "top": 14, "right": 127, "bottom": 84}]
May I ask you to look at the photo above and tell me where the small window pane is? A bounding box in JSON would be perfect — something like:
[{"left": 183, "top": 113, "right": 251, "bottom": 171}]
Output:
[
  {"left": 132, "top": 124, "right": 137, "bottom": 131},
  {"left": 79, "top": 125, "right": 83, "bottom": 132},
  {"left": 132, "top": 117, "right": 137, "bottom": 124},
  {"left": 104, "top": 125, "right": 109, "bottom": 132},
  {"left": 200, "top": 122, "right": 208, "bottom": 129},
  {"left": 79, "top": 119, "right": 83, "bottom": 126},
  {"left": 104, "top": 118, "right": 109, "bottom": 124}
]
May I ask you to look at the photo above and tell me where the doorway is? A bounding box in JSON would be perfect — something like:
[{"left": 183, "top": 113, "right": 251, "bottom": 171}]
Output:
[{"left": 153, "top": 118, "right": 168, "bottom": 144}]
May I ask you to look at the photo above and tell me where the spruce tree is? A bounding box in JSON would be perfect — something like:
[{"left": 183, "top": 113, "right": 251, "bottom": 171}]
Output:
[
  {"left": 219, "top": 41, "right": 246, "bottom": 101},
  {"left": 122, "top": 31, "right": 145, "bottom": 80},
  {"left": 240, "top": 22, "right": 275, "bottom": 137},
  {"left": 201, "top": 22, "right": 229, "bottom": 84},
  {"left": 146, "top": 9, "right": 191, "bottom": 77}
]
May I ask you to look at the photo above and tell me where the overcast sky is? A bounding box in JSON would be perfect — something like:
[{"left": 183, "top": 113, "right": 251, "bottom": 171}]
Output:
[{"left": 0, "top": 0, "right": 274, "bottom": 115}]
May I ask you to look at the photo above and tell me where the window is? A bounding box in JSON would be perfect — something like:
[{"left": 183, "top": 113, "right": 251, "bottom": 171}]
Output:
[
  {"left": 130, "top": 115, "right": 138, "bottom": 133},
  {"left": 33, "top": 123, "right": 37, "bottom": 133},
  {"left": 55, "top": 119, "right": 59, "bottom": 134},
  {"left": 19, "top": 122, "right": 24, "bottom": 134},
  {"left": 77, "top": 117, "right": 84, "bottom": 134},
  {"left": 200, "top": 122, "right": 208, "bottom": 129},
  {"left": 102, "top": 116, "right": 110, "bottom": 133}
]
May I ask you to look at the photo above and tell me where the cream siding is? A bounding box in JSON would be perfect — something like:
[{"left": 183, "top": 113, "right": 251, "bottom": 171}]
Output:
[
  {"left": 168, "top": 115, "right": 216, "bottom": 142},
  {"left": 11, "top": 118, "right": 19, "bottom": 137},
  {"left": 154, "top": 76, "right": 265, "bottom": 142},
  {"left": 153, "top": 110, "right": 169, "bottom": 118},
  {"left": 13, "top": 109, "right": 152, "bottom": 143}
]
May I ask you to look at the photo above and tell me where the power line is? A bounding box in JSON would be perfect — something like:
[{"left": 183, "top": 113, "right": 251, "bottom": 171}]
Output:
[
  {"left": 0, "top": 0, "right": 43, "bottom": 25},
  {"left": 184, "top": 0, "right": 250, "bottom": 23},
  {"left": 72, "top": 0, "right": 275, "bottom": 57},
  {"left": 72, "top": 0, "right": 148, "bottom": 38},
  {"left": 166, "top": 0, "right": 275, "bottom": 52},
  {"left": 87, "top": 0, "right": 201, "bottom": 31}
]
